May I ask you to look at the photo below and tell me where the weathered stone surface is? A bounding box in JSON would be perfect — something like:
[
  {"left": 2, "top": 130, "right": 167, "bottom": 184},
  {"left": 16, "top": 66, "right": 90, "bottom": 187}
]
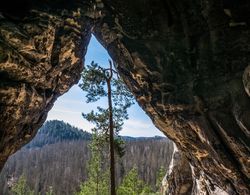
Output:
[
  {"left": 161, "top": 144, "right": 193, "bottom": 195},
  {"left": 243, "top": 65, "right": 250, "bottom": 97},
  {"left": 0, "top": 0, "right": 249, "bottom": 194},
  {"left": 93, "top": 1, "right": 250, "bottom": 194},
  {"left": 0, "top": 2, "right": 92, "bottom": 169}
]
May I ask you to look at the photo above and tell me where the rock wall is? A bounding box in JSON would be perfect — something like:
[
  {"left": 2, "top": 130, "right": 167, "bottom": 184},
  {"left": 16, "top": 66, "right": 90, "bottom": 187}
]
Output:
[
  {"left": 0, "top": 0, "right": 249, "bottom": 194},
  {"left": 0, "top": 1, "right": 92, "bottom": 168},
  {"left": 161, "top": 144, "right": 193, "bottom": 195}
]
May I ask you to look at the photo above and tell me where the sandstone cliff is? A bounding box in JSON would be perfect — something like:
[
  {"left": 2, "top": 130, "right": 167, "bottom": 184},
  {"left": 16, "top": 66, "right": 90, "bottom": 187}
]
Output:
[{"left": 0, "top": 0, "right": 249, "bottom": 194}]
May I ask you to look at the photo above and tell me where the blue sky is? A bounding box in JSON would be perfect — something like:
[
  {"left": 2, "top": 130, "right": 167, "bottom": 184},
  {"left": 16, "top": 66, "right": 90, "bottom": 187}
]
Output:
[{"left": 47, "top": 36, "right": 164, "bottom": 137}]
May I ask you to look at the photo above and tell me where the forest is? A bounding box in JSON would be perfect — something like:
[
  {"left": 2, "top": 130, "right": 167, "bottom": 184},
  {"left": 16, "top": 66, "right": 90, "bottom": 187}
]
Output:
[{"left": 0, "top": 120, "right": 173, "bottom": 195}]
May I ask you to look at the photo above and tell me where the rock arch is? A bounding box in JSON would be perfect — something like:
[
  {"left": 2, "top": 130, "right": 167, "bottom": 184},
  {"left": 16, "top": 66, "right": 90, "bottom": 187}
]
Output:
[{"left": 0, "top": 0, "right": 249, "bottom": 194}]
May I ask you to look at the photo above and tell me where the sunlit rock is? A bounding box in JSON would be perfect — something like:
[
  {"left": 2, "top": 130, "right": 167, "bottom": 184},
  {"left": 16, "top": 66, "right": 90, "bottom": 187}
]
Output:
[{"left": 0, "top": 0, "right": 249, "bottom": 194}]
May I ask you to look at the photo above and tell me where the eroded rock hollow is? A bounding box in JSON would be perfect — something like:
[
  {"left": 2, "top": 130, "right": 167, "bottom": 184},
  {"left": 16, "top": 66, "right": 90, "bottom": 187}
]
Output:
[{"left": 0, "top": 0, "right": 249, "bottom": 194}]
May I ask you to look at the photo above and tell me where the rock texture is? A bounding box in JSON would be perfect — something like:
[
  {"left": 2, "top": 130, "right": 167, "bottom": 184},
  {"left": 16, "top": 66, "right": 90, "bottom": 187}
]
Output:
[
  {"left": 0, "top": 1, "right": 92, "bottom": 169},
  {"left": 0, "top": 0, "right": 249, "bottom": 194},
  {"left": 161, "top": 144, "right": 193, "bottom": 195}
]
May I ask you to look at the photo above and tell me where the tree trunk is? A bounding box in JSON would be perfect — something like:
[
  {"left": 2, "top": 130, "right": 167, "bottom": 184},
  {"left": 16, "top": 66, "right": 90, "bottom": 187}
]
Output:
[
  {"left": 96, "top": 169, "right": 99, "bottom": 195},
  {"left": 107, "top": 77, "right": 116, "bottom": 195}
]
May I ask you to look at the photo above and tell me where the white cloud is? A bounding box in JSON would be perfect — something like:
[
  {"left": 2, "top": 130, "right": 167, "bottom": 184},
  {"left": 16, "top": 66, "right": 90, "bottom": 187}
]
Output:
[
  {"left": 47, "top": 109, "right": 94, "bottom": 132},
  {"left": 124, "top": 119, "right": 153, "bottom": 129},
  {"left": 50, "top": 108, "right": 81, "bottom": 114},
  {"left": 121, "top": 119, "right": 164, "bottom": 137},
  {"left": 47, "top": 108, "right": 163, "bottom": 137}
]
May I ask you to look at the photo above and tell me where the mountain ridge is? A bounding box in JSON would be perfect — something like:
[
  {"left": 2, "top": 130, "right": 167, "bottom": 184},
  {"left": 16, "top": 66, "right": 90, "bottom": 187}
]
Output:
[
  {"left": 26, "top": 120, "right": 166, "bottom": 148},
  {"left": 0, "top": 120, "right": 173, "bottom": 195}
]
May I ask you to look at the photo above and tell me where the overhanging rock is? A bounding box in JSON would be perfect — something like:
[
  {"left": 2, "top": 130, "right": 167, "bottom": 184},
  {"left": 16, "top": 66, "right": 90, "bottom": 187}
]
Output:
[{"left": 0, "top": 0, "right": 249, "bottom": 194}]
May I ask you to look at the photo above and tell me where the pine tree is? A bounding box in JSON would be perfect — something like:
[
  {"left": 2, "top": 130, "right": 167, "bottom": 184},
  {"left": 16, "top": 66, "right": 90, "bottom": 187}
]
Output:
[
  {"left": 156, "top": 166, "right": 166, "bottom": 191},
  {"left": 11, "top": 174, "right": 34, "bottom": 195},
  {"left": 79, "top": 60, "right": 134, "bottom": 195},
  {"left": 76, "top": 132, "right": 109, "bottom": 195},
  {"left": 117, "top": 167, "right": 152, "bottom": 195}
]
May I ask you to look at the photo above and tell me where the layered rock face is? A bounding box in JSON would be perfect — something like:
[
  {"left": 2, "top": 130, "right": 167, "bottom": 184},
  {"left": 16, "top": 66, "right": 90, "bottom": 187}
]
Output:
[
  {"left": 0, "top": 0, "right": 249, "bottom": 194},
  {"left": 0, "top": 0, "right": 92, "bottom": 168}
]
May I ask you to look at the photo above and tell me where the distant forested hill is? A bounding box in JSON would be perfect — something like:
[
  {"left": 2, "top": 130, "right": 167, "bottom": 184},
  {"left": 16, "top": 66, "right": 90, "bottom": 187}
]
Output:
[
  {"left": 0, "top": 120, "right": 173, "bottom": 195},
  {"left": 25, "top": 120, "right": 92, "bottom": 148},
  {"left": 25, "top": 120, "right": 165, "bottom": 148}
]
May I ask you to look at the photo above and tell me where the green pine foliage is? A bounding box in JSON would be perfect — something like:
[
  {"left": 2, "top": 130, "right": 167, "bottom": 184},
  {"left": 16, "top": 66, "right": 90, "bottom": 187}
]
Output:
[
  {"left": 76, "top": 133, "right": 109, "bottom": 195},
  {"left": 11, "top": 175, "right": 34, "bottom": 195},
  {"left": 79, "top": 61, "right": 134, "bottom": 138},
  {"left": 117, "top": 168, "right": 153, "bottom": 195},
  {"left": 79, "top": 60, "right": 135, "bottom": 194},
  {"left": 11, "top": 175, "right": 55, "bottom": 195},
  {"left": 156, "top": 166, "right": 166, "bottom": 191}
]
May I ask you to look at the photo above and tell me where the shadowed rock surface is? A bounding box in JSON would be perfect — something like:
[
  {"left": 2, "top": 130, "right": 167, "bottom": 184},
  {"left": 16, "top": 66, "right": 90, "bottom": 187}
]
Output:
[
  {"left": 161, "top": 144, "right": 193, "bottom": 195},
  {"left": 0, "top": 0, "right": 249, "bottom": 194}
]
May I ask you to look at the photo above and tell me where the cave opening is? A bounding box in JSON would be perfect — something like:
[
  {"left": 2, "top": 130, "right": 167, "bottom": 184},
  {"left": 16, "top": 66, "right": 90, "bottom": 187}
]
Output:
[
  {"left": 0, "top": 34, "right": 173, "bottom": 194},
  {"left": 47, "top": 34, "right": 164, "bottom": 137}
]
